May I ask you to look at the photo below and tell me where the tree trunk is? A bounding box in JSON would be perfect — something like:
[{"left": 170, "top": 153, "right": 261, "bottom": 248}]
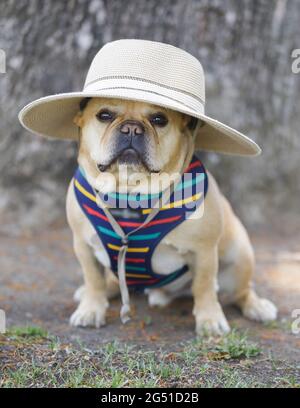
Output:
[{"left": 0, "top": 0, "right": 299, "bottom": 231}]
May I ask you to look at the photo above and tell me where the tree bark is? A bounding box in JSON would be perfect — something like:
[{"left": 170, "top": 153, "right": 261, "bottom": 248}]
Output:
[{"left": 0, "top": 0, "right": 299, "bottom": 230}]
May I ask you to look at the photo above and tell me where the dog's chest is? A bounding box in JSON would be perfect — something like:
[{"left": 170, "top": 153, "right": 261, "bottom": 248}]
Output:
[
  {"left": 74, "top": 156, "right": 208, "bottom": 289},
  {"left": 89, "top": 230, "right": 188, "bottom": 276}
]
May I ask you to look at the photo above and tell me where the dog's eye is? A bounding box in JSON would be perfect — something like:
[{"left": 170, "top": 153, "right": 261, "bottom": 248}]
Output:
[
  {"left": 96, "top": 109, "right": 115, "bottom": 122},
  {"left": 149, "top": 112, "right": 168, "bottom": 127}
]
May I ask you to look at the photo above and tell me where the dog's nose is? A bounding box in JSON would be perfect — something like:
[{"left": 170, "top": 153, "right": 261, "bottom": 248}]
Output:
[{"left": 119, "top": 120, "right": 144, "bottom": 136}]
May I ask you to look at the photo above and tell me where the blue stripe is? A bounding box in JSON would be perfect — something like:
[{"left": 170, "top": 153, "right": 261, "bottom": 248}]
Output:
[
  {"left": 126, "top": 266, "right": 147, "bottom": 272},
  {"left": 98, "top": 226, "right": 161, "bottom": 241}
]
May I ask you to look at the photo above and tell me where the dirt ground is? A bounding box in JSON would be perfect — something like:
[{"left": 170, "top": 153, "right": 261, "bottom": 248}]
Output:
[{"left": 0, "top": 222, "right": 299, "bottom": 387}]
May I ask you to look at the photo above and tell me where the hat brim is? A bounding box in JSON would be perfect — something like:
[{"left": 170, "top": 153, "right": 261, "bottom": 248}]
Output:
[{"left": 19, "top": 89, "right": 261, "bottom": 156}]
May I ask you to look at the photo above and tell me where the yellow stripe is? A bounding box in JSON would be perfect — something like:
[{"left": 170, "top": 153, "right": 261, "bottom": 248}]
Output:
[
  {"left": 142, "top": 193, "right": 202, "bottom": 214},
  {"left": 108, "top": 243, "right": 149, "bottom": 253},
  {"left": 74, "top": 179, "right": 96, "bottom": 202},
  {"left": 126, "top": 273, "right": 152, "bottom": 279}
]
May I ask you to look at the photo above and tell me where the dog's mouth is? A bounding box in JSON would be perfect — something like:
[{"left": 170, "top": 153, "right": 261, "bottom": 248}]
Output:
[
  {"left": 97, "top": 148, "right": 160, "bottom": 173},
  {"left": 118, "top": 148, "right": 141, "bottom": 166}
]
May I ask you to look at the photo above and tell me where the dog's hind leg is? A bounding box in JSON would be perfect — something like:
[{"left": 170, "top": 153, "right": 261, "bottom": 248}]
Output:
[
  {"left": 218, "top": 212, "right": 277, "bottom": 322},
  {"left": 147, "top": 288, "right": 173, "bottom": 307}
]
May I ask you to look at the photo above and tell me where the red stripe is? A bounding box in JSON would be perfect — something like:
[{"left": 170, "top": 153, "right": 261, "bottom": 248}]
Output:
[
  {"left": 184, "top": 160, "right": 202, "bottom": 172},
  {"left": 113, "top": 256, "right": 145, "bottom": 263},
  {"left": 119, "top": 220, "right": 143, "bottom": 227},
  {"left": 144, "top": 215, "right": 181, "bottom": 227},
  {"left": 83, "top": 204, "right": 108, "bottom": 221},
  {"left": 118, "top": 215, "right": 182, "bottom": 228},
  {"left": 118, "top": 217, "right": 181, "bottom": 228},
  {"left": 83, "top": 204, "right": 181, "bottom": 227}
]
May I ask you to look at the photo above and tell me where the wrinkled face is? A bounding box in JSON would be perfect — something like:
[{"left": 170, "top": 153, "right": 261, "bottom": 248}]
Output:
[{"left": 74, "top": 98, "right": 196, "bottom": 192}]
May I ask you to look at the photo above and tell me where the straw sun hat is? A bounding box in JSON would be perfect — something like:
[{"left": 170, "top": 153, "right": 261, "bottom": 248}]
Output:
[{"left": 19, "top": 39, "right": 260, "bottom": 156}]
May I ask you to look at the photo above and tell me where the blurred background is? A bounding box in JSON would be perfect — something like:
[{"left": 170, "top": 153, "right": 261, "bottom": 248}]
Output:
[
  {"left": 0, "top": 0, "right": 299, "bottom": 233},
  {"left": 1, "top": 2, "right": 300, "bottom": 386}
]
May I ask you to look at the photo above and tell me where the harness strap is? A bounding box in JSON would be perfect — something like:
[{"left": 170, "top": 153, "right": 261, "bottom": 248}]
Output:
[
  {"left": 93, "top": 174, "right": 179, "bottom": 323},
  {"left": 93, "top": 130, "right": 196, "bottom": 324}
]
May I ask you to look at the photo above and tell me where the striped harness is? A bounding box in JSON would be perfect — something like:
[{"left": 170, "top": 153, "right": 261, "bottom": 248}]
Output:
[{"left": 73, "top": 155, "right": 208, "bottom": 292}]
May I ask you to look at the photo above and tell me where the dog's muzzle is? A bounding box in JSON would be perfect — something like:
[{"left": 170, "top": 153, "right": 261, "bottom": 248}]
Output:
[
  {"left": 98, "top": 120, "right": 151, "bottom": 171},
  {"left": 119, "top": 120, "right": 145, "bottom": 137},
  {"left": 117, "top": 120, "right": 146, "bottom": 157}
]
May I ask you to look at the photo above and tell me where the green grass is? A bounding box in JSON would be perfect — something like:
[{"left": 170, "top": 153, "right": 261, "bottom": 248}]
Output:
[
  {"left": 0, "top": 326, "right": 298, "bottom": 388},
  {"left": 183, "top": 329, "right": 261, "bottom": 360},
  {"left": 276, "top": 376, "right": 300, "bottom": 388},
  {"left": 263, "top": 318, "right": 293, "bottom": 333},
  {"left": 7, "top": 325, "right": 48, "bottom": 339},
  {"left": 212, "top": 330, "right": 261, "bottom": 359}
]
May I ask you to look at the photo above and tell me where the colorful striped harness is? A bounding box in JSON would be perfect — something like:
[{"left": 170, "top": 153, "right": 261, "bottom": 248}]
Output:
[{"left": 73, "top": 155, "right": 208, "bottom": 320}]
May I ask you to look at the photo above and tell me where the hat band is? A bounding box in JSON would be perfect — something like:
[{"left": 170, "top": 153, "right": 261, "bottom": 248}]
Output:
[{"left": 84, "top": 77, "right": 205, "bottom": 114}]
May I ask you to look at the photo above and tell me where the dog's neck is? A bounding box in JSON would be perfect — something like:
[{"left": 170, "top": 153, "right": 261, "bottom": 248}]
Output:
[
  {"left": 74, "top": 153, "right": 205, "bottom": 218},
  {"left": 77, "top": 145, "right": 194, "bottom": 196}
]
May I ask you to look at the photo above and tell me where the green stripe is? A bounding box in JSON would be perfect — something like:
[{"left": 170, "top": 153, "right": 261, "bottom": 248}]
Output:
[
  {"left": 107, "top": 191, "right": 161, "bottom": 201},
  {"left": 175, "top": 173, "right": 205, "bottom": 191},
  {"left": 98, "top": 226, "right": 160, "bottom": 241},
  {"left": 129, "top": 232, "right": 161, "bottom": 240},
  {"left": 161, "top": 272, "right": 181, "bottom": 285},
  {"left": 151, "top": 268, "right": 186, "bottom": 288},
  {"left": 106, "top": 173, "right": 204, "bottom": 201},
  {"left": 98, "top": 227, "right": 120, "bottom": 239},
  {"left": 79, "top": 166, "right": 86, "bottom": 178},
  {"left": 126, "top": 266, "right": 147, "bottom": 272}
]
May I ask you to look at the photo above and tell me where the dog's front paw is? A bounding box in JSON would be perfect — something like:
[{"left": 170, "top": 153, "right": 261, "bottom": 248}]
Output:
[
  {"left": 70, "top": 295, "right": 108, "bottom": 328},
  {"left": 193, "top": 303, "right": 230, "bottom": 337}
]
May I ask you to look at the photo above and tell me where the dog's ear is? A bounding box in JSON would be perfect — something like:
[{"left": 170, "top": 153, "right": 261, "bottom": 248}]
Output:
[
  {"left": 73, "top": 97, "right": 92, "bottom": 128},
  {"left": 181, "top": 114, "right": 199, "bottom": 131},
  {"left": 79, "top": 97, "right": 91, "bottom": 111},
  {"left": 73, "top": 111, "right": 84, "bottom": 128},
  {"left": 187, "top": 116, "right": 198, "bottom": 131}
]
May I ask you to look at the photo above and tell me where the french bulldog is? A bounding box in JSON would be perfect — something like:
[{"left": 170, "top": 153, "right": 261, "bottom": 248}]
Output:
[{"left": 66, "top": 97, "right": 277, "bottom": 336}]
